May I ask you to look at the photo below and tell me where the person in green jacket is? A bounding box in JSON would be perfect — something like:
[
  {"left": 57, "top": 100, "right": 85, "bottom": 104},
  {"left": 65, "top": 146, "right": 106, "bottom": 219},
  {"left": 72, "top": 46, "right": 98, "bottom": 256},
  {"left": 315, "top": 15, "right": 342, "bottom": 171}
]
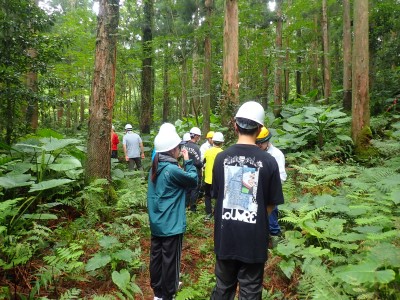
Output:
[{"left": 147, "top": 123, "right": 198, "bottom": 300}]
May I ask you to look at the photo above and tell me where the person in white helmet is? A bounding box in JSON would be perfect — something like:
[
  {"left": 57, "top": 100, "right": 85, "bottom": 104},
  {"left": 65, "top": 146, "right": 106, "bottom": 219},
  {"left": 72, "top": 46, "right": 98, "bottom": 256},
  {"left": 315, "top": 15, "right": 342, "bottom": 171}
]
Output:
[
  {"left": 123, "top": 124, "right": 145, "bottom": 171},
  {"left": 210, "top": 101, "right": 284, "bottom": 299},
  {"left": 203, "top": 132, "right": 224, "bottom": 221},
  {"left": 147, "top": 124, "right": 198, "bottom": 300},
  {"left": 185, "top": 126, "right": 203, "bottom": 212}
]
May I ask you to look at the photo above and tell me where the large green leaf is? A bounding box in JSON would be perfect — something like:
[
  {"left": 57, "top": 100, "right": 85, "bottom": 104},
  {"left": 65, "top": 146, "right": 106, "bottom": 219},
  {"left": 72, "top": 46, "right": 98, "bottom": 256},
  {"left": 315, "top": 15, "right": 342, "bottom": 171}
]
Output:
[
  {"left": 41, "top": 138, "right": 81, "bottom": 152},
  {"left": 279, "top": 258, "right": 296, "bottom": 279},
  {"left": 49, "top": 157, "right": 82, "bottom": 171},
  {"left": 0, "top": 174, "right": 33, "bottom": 189},
  {"left": 112, "top": 269, "right": 131, "bottom": 290},
  {"left": 22, "top": 213, "right": 58, "bottom": 220},
  {"left": 85, "top": 253, "right": 112, "bottom": 272},
  {"left": 276, "top": 241, "right": 298, "bottom": 257},
  {"left": 335, "top": 261, "right": 396, "bottom": 285},
  {"left": 6, "top": 162, "right": 32, "bottom": 175},
  {"left": 367, "top": 243, "right": 400, "bottom": 268},
  {"left": 99, "top": 235, "right": 120, "bottom": 249},
  {"left": 113, "top": 249, "right": 135, "bottom": 263},
  {"left": 29, "top": 179, "right": 74, "bottom": 192}
]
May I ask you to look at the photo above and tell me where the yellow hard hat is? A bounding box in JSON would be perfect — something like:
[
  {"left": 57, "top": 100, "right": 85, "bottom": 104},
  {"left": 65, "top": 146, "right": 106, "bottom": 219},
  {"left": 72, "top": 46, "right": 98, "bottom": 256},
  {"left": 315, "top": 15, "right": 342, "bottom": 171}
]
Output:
[
  {"left": 206, "top": 131, "right": 215, "bottom": 138},
  {"left": 256, "top": 127, "right": 272, "bottom": 143}
]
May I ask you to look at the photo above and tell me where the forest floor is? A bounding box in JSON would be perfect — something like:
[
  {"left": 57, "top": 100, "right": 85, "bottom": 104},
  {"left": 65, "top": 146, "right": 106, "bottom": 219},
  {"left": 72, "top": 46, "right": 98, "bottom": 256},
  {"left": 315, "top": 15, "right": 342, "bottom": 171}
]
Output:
[
  {"left": 134, "top": 207, "right": 299, "bottom": 300},
  {"left": 1, "top": 203, "right": 298, "bottom": 299}
]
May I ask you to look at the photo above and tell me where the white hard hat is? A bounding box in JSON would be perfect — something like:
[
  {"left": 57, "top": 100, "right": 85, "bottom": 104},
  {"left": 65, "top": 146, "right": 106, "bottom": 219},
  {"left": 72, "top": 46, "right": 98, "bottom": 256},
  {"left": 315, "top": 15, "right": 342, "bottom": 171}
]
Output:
[
  {"left": 112, "top": 125, "right": 115, "bottom": 130},
  {"left": 182, "top": 132, "right": 191, "bottom": 142},
  {"left": 190, "top": 127, "right": 201, "bottom": 136},
  {"left": 212, "top": 132, "right": 224, "bottom": 142},
  {"left": 159, "top": 123, "right": 176, "bottom": 134},
  {"left": 125, "top": 124, "right": 133, "bottom": 130},
  {"left": 235, "top": 101, "right": 265, "bottom": 127},
  {"left": 154, "top": 131, "right": 182, "bottom": 153}
]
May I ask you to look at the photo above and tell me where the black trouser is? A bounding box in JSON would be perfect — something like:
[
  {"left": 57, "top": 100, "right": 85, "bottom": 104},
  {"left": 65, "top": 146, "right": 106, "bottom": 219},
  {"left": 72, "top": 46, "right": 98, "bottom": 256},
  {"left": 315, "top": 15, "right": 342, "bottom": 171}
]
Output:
[
  {"left": 128, "top": 157, "right": 142, "bottom": 170},
  {"left": 111, "top": 150, "right": 118, "bottom": 158},
  {"left": 210, "top": 258, "right": 264, "bottom": 300},
  {"left": 187, "top": 169, "right": 202, "bottom": 212},
  {"left": 204, "top": 183, "right": 212, "bottom": 215},
  {"left": 150, "top": 234, "right": 183, "bottom": 300}
]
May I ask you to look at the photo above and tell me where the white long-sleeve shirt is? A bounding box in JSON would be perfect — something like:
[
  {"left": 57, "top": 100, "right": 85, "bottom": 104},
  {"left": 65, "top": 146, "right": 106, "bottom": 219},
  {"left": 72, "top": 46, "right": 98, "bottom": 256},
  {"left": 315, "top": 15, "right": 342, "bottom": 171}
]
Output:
[{"left": 267, "top": 143, "right": 287, "bottom": 182}]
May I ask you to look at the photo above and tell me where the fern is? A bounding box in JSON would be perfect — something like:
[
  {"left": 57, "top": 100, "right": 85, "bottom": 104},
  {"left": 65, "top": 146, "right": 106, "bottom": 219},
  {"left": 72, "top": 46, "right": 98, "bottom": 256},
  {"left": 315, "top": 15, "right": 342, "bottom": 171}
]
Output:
[
  {"left": 59, "top": 288, "right": 81, "bottom": 300},
  {"left": 298, "top": 258, "right": 349, "bottom": 300}
]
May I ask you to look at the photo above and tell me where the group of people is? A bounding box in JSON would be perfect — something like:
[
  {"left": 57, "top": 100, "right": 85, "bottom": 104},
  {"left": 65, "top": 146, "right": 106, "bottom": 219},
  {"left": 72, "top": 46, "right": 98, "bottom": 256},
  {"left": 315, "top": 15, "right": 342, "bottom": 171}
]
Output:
[{"left": 147, "top": 101, "right": 285, "bottom": 300}]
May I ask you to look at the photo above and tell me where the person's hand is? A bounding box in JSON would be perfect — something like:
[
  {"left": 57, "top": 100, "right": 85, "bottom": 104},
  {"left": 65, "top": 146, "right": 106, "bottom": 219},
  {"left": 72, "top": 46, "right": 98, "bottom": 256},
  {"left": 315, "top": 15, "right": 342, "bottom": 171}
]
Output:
[
  {"left": 141, "top": 153, "right": 145, "bottom": 159},
  {"left": 125, "top": 155, "right": 129, "bottom": 162},
  {"left": 181, "top": 148, "right": 189, "bottom": 160}
]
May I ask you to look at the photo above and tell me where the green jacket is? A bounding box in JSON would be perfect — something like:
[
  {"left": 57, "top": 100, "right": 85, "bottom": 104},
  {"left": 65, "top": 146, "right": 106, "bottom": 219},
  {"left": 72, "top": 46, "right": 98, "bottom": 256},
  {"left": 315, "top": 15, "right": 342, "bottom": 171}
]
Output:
[{"left": 147, "top": 156, "right": 198, "bottom": 237}]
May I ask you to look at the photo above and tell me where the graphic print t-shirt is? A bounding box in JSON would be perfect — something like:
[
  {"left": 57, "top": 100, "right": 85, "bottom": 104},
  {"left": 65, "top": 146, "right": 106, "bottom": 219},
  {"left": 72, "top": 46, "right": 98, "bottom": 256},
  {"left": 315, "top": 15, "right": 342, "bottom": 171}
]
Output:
[{"left": 212, "top": 144, "right": 284, "bottom": 263}]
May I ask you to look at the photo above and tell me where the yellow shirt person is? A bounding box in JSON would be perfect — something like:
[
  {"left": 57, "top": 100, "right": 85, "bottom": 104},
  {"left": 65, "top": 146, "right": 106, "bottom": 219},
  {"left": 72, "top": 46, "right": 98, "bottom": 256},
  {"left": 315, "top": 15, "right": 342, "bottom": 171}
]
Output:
[
  {"left": 204, "top": 146, "right": 223, "bottom": 184},
  {"left": 203, "top": 132, "right": 224, "bottom": 220}
]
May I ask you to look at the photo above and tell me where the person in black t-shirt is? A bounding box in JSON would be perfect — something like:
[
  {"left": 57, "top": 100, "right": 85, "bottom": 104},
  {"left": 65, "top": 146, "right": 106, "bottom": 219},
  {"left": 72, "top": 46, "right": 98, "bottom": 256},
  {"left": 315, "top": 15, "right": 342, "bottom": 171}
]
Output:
[{"left": 210, "top": 101, "right": 284, "bottom": 299}]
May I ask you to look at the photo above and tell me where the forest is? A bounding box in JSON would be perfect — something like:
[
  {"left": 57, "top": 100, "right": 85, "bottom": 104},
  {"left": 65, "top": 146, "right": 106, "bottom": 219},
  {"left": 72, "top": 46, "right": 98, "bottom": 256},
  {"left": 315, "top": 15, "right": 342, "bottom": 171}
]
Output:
[{"left": 0, "top": 0, "right": 399, "bottom": 299}]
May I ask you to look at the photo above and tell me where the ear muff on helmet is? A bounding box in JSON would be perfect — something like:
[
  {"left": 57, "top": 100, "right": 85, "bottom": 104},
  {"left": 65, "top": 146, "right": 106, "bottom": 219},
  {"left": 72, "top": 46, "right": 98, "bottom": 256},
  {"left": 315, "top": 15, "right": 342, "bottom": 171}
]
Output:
[
  {"left": 206, "top": 131, "right": 214, "bottom": 139},
  {"left": 256, "top": 126, "right": 272, "bottom": 143}
]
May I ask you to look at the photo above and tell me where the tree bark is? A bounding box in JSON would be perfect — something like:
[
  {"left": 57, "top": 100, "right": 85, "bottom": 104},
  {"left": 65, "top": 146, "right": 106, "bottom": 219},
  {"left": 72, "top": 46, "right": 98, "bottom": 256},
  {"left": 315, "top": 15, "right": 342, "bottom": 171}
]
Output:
[
  {"left": 262, "top": 63, "right": 270, "bottom": 110},
  {"left": 25, "top": 48, "right": 39, "bottom": 132},
  {"left": 311, "top": 14, "right": 319, "bottom": 98},
  {"left": 322, "top": 0, "right": 331, "bottom": 103},
  {"left": 284, "top": 37, "right": 290, "bottom": 103},
  {"left": 140, "top": 0, "right": 154, "bottom": 134},
  {"left": 273, "top": 0, "right": 283, "bottom": 117},
  {"left": 86, "top": 0, "right": 119, "bottom": 182},
  {"left": 343, "top": 0, "right": 352, "bottom": 111},
  {"left": 295, "top": 29, "right": 301, "bottom": 97},
  {"left": 162, "top": 44, "right": 170, "bottom": 122},
  {"left": 221, "top": 0, "right": 239, "bottom": 127},
  {"left": 352, "top": 0, "right": 370, "bottom": 149},
  {"left": 202, "top": 0, "right": 213, "bottom": 134},
  {"left": 181, "top": 58, "right": 188, "bottom": 118}
]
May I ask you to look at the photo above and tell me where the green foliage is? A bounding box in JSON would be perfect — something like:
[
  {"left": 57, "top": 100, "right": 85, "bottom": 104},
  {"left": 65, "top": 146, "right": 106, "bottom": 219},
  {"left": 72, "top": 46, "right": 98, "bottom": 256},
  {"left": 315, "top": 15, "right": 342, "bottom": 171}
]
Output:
[
  {"left": 276, "top": 148, "right": 400, "bottom": 299},
  {"left": 111, "top": 269, "right": 142, "bottom": 299},
  {"left": 276, "top": 105, "right": 351, "bottom": 151},
  {"left": 177, "top": 271, "right": 215, "bottom": 299},
  {"left": 85, "top": 234, "right": 142, "bottom": 273},
  {"left": 30, "top": 243, "right": 85, "bottom": 297},
  {"left": 59, "top": 288, "right": 82, "bottom": 300}
]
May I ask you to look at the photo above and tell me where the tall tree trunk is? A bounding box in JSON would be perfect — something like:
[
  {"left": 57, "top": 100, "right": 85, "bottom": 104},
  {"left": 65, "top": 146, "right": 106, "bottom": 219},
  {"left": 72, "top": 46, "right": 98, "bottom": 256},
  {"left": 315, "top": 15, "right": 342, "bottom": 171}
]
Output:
[
  {"left": 352, "top": 0, "right": 370, "bottom": 151},
  {"left": 25, "top": 48, "right": 39, "bottom": 132},
  {"left": 86, "top": 0, "right": 119, "bottom": 182},
  {"left": 202, "top": 0, "right": 213, "bottom": 134},
  {"left": 80, "top": 95, "right": 85, "bottom": 125},
  {"left": 343, "top": 0, "right": 352, "bottom": 111},
  {"left": 273, "top": 0, "right": 283, "bottom": 117},
  {"left": 162, "top": 44, "right": 170, "bottom": 122},
  {"left": 322, "top": 0, "right": 331, "bottom": 103},
  {"left": 140, "top": 0, "right": 154, "bottom": 134},
  {"left": 5, "top": 86, "right": 14, "bottom": 145},
  {"left": 221, "top": 0, "right": 239, "bottom": 127},
  {"left": 311, "top": 14, "right": 319, "bottom": 98},
  {"left": 25, "top": 0, "right": 39, "bottom": 133},
  {"left": 262, "top": 63, "right": 270, "bottom": 110},
  {"left": 296, "top": 29, "right": 302, "bottom": 97},
  {"left": 181, "top": 58, "right": 188, "bottom": 118},
  {"left": 284, "top": 37, "right": 290, "bottom": 103},
  {"left": 66, "top": 99, "right": 71, "bottom": 128}
]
